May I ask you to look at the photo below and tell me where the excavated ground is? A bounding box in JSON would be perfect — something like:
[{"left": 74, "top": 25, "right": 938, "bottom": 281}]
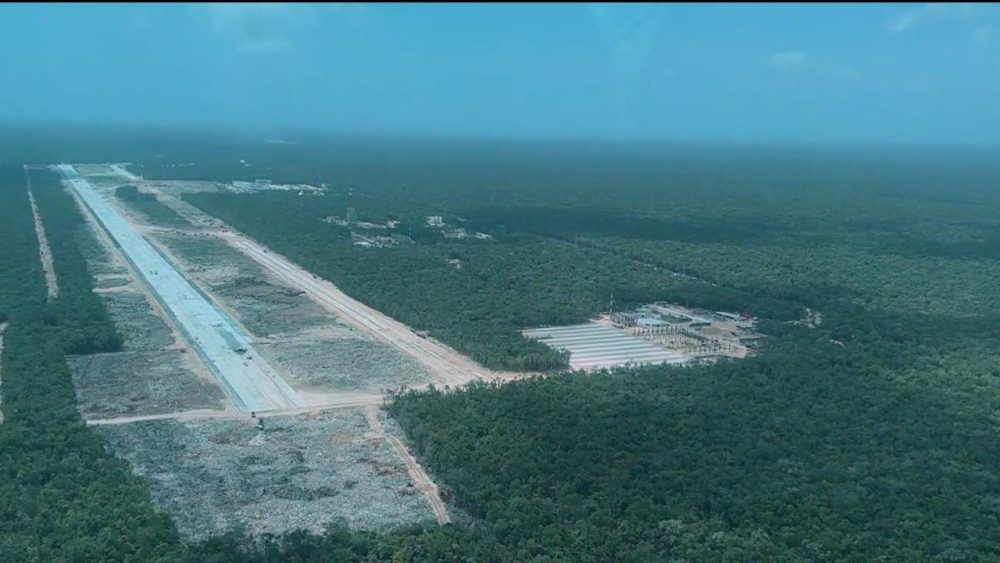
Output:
[{"left": 95, "top": 409, "right": 435, "bottom": 540}]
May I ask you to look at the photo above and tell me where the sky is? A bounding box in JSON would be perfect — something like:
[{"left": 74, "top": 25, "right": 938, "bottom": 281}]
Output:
[{"left": 0, "top": 2, "right": 998, "bottom": 146}]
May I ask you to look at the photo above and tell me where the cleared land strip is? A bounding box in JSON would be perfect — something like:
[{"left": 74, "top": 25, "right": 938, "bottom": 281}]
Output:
[
  {"left": 26, "top": 180, "right": 59, "bottom": 299},
  {"left": 0, "top": 322, "right": 6, "bottom": 423},
  {"left": 365, "top": 405, "right": 451, "bottom": 525},
  {"left": 110, "top": 163, "right": 141, "bottom": 182},
  {"left": 218, "top": 231, "right": 500, "bottom": 387},
  {"left": 58, "top": 165, "right": 304, "bottom": 413}
]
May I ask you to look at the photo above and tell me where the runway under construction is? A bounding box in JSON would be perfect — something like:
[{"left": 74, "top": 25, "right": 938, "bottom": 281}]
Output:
[{"left": 59, "top": 164, "right": 304, "bottom": 412}]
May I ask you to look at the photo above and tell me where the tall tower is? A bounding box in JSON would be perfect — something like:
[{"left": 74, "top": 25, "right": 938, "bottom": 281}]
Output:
[{"left": 346, "top": 207, "right": 358, "bottom": 225}]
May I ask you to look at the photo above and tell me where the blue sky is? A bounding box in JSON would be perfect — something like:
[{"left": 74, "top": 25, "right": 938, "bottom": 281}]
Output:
[{"left": 0, "top": 3, "right": 998, "bottom": 146}]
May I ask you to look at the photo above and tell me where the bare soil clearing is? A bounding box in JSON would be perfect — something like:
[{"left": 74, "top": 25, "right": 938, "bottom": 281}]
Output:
[
  {"left": 365, "top": 405, "right": 451, "bottom": 524},
  {"left": 101, "top": 290, "right": 175, "bottom": 351},
  {"left": 74, "top": 164, "right": 117, "bottom": 176},
  {"left": 260, "top": 338, "right": 428, "bottom": 395},
  {"left": 140, "top": 184, "right": 227, "bottom": 228},
  {"left": 70, "top": 350, "right": 226, "bottom": 419},
  {"left": 95, "top": 409, "right": 436, "bottom": 540}
]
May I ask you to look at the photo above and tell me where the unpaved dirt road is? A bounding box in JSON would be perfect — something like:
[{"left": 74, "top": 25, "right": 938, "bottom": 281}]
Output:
[
  {"left": 26, "top": 179, "right": 59, "bottom": 299},
  {"left": 85, "top": 392, "right": 385, "bottom": 426},
  {"left": 0, "top": 322, "right": 7, "bottom": 424},
  {"left": 365, "top": 404, "right": 451, "bottom": 525}
]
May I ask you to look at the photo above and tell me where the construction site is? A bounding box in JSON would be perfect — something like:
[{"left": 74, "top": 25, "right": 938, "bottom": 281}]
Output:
[
  {"left": 47, "top": 163, "right": 762, "bottom": 538},
  {"left": 524, "top": 303, "right": 762, "bottom": 371},
  {"left": 57, "top": 164, "right": 472, "bottom": 538}
]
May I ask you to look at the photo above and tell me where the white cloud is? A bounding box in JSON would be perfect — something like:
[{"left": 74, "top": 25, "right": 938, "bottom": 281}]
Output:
[
  {"left": 202, "top": 3, "right": 314, "bottom": 53},
  {"left": 924, "top": 3, "right": 949, "bottom": 17},
  {"left": 888, "top": 11, "right": 921, "bottom": 33},
  {"left": 888, "top": 1, "right": 997, "bottom": 44},
  {"left": 888, "top": 3, "right": 949, "bottom": 33},
  {"left": 835, "top": 64, "right": 861, "bottom": 80},
  {"left": 770, "top": 51, "right": 806, "bottom": 69}
]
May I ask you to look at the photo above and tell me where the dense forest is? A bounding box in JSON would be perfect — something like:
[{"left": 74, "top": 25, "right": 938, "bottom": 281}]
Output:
[
  {"left": 181, "top": 140, "right": 1000, "bottom": 561},
  {"left": 3, "top": 136, "right": 1000, "bottom": 561},
  {"left": 0, "top": 168, "right": 178, "bottom": 562},
  {"left": 27, "top": 168, "right": 122, "bottom": 354},
  {"left": 386, "top": 325, "right": 1000, "bottom": 561},
  {"left": 0, "top": 166, "right": 46, "bottom": 324}
]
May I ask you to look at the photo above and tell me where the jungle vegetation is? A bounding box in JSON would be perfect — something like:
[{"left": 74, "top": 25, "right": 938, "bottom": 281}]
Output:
[
  {"left": 180, "top": 140, "right": 1000, "bottom": 561},
  {"left": 0, "top": 166, "right": 176, "bottom": 562},
  {"left": 27, "top": 168, "right": 122, "bottom": 354},
  {"left": 2, "top": 137, "right": 1000, "bottom": 562}
]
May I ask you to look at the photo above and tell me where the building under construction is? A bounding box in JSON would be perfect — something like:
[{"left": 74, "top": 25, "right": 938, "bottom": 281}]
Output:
[{"left": 526, "top": 302, "right": 762, "bottom": 370}]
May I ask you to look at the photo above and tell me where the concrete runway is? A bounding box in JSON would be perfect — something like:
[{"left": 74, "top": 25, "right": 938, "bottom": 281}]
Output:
[{"left": 58, "top": 165, "right": 304, "bottom": 412}]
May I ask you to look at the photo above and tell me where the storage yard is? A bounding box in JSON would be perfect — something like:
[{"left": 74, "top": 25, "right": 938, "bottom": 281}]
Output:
[
  {"left": 524, "top": 303, "right": 762, "bottom": 370},
  {"left": 523, "top": 323, "right": 687, "bottom": 370}
]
